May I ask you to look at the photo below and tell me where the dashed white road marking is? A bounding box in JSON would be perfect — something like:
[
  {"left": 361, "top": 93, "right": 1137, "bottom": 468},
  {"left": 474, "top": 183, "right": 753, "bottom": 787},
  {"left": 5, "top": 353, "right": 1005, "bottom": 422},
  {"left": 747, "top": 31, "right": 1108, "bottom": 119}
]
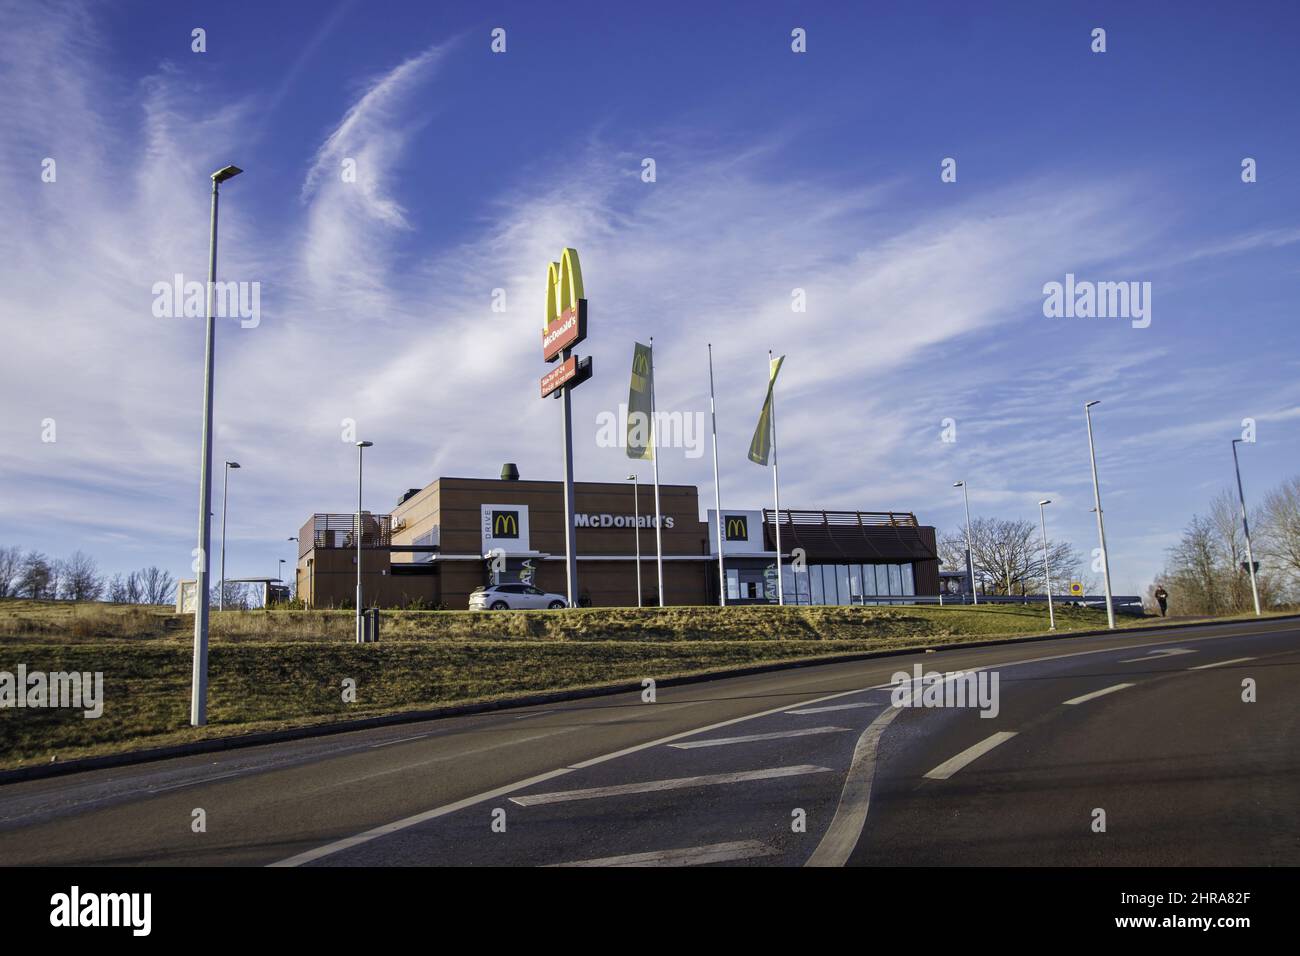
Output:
[
  {"left": 785, "top": 702, "right": 880, "bottom": 715},
  {"left": 1189, "top": 657, "right": 1256, "bottom": 670},
  {"left": 547, "top": 840, "right": 779, "bottom": 867},
  {"left": 509, "top": 765, "right": 833, "bottom": 807},
  {"left": 1063, "top": 683, "right": 1135, "bottom": 706},
  {"left": 922, "top": 731, "right": 1019, "bottom": 781},
  {"left": 271, "top": 624, "right": 1278, "bottom": 866},
  {"left": 668, "top": 726, "right": 850, "bottom": 749},
  {"left": 1119, "top": 648, "right": 1194, "bottom": 663}
]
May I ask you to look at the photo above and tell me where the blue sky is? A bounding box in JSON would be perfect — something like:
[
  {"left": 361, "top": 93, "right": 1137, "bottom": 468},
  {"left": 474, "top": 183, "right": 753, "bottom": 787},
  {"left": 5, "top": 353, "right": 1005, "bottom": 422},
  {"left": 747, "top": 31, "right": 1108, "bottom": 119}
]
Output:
[{"left": 1, "top": 0, "right": 1297, "bottom": 596}]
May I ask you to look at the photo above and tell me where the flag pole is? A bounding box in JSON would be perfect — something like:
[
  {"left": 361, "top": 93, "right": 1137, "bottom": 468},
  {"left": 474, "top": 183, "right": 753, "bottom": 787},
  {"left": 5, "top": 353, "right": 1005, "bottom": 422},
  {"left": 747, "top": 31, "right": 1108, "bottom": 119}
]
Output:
[
  {"left": 769, "top": 350, "right": 785, "bottom": 606},
  {"left": 649, "top": 336, "right": 666, "bottom": 606},
  {"left": 708, "top": 344, "right": 726, "bottom": 606}
]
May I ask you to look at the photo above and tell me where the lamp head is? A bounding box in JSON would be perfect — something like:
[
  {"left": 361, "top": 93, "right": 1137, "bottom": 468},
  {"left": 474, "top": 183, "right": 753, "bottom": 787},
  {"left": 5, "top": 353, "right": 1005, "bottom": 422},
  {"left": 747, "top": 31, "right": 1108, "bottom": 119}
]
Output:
[
  {"left": 226, "top": 461, "right": 240, "bottom": 469},
  {"left": 356, "top": 440, "right": 373, "bottom": 448},
  {"left": 1085, "top": 400, "right": 1101, "bottom": 409},
  {"left": 212, "top": 165, "right": 243, "bottom": 184},
  {"left": 1039, "top": 498, "right": 1052, "bottom": 506},
  {"left": 953, "top": 481, "right": 964, "bottom": 488}
]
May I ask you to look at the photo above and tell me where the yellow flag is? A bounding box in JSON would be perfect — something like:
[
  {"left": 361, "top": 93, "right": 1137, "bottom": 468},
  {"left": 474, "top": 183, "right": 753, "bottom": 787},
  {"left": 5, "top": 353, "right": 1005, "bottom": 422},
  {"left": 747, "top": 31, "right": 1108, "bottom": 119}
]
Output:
[{"left": 748, "top": 355, "right": 784, "bottom": 465}]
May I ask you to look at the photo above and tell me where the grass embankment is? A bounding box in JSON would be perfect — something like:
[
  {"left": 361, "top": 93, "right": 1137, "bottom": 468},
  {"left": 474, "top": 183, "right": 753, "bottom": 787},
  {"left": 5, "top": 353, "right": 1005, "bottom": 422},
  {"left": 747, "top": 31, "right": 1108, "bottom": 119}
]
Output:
[{"left": 0, "top": 600, "right": 1123, "bottom": 769}]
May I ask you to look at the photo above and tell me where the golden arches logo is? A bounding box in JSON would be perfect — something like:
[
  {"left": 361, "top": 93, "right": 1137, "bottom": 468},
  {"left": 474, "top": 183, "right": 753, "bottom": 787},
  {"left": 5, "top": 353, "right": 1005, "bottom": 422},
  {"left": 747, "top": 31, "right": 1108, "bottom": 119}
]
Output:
[
  {"left": 725, "top": 516, "right": 748, "bottom": 540},
  {"left": 632, "top": 349, "right": 651, "bottom": 377},
  {"left": 545, "top": 247, "right": 584, "bottom": 328},
  {"left": 492, "top": 511, "right": 519, "bottom": 538}
]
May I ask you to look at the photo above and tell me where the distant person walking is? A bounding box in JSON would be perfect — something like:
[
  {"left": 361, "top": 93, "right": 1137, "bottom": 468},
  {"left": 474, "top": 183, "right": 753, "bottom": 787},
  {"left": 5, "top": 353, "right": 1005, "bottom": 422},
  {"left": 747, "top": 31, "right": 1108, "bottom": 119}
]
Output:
[{"left": 1154, "top": 585, "right": 1168, "bottom": 617}]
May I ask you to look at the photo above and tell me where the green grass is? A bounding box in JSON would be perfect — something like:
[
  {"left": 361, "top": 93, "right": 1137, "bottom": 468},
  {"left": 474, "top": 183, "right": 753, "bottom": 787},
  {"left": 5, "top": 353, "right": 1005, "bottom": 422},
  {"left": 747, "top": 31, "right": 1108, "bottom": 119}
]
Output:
[
  {"left": 0, "top": 599, "right": 1139, "bottom": 770},
  {"left": 1, "top": 598, "right": 1119, "bottom": 644}
]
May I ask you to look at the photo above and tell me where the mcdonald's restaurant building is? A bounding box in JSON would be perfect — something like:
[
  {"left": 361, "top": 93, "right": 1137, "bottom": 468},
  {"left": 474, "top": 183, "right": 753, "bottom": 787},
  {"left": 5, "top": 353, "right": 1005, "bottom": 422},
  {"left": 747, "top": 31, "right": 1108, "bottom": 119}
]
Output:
[{"left": 294, "top": 469, "right": 940, "bottom": 609}]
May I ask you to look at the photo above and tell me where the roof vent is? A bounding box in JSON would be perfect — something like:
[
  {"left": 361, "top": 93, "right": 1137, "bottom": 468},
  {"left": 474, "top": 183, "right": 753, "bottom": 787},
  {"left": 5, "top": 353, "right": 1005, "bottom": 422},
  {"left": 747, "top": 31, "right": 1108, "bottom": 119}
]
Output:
[{"left": 500, "top": 463, "right": 520, "bottom": 481}]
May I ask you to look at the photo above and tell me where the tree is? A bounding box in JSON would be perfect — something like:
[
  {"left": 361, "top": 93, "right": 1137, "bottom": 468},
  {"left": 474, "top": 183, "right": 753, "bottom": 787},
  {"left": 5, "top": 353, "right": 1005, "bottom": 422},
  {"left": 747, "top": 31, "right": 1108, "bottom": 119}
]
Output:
[
  {"left": 61, "top": 550, "right": 103, "bottom": 602},
  {"left": 1258, "top": 476, "right": 1300, "bottom": 598},
  {"left": 0, "top": 546, "right": 22, "bottom": 598},
  {"left": 15, "top": 551, "right": 54, "bottom": 599},
  {"left": 939, "top": 516, "right": 1083, "bottom": 595},
  {"left": 139, "top": 567, "right": 175, "bottom": 605}
]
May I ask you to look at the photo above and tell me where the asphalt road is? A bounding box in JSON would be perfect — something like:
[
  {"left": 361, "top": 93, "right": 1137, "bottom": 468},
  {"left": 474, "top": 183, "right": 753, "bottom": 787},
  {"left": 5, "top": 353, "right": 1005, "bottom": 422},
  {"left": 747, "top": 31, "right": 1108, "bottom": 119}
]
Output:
[{"left": 0, "top": 617, "right": 1296, "bottom": 867}]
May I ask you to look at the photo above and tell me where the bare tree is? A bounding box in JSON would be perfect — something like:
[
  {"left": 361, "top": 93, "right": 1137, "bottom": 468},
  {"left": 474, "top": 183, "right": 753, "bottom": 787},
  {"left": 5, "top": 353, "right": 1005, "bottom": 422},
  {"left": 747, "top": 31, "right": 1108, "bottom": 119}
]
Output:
[
  {"left": 16, "top": 551, "right": 53, "bottom": 599},
  {"left": 61, "top": 550, "right": 103, "bottom": 602},
  {"left": 218, "top": 580, "right": 250, "bottom": 610},
  {"left": 939, "top": 517, "right": 1082, "bottom": 595},
  {"left": 1258, "top": 476, "right": 1300, "bottom": 597},
  {"left": 0, "top": 546, "right": 22, "bottom": 598},
  {"left": 139, "top": 567, "right": 175, "bottom": 605}
]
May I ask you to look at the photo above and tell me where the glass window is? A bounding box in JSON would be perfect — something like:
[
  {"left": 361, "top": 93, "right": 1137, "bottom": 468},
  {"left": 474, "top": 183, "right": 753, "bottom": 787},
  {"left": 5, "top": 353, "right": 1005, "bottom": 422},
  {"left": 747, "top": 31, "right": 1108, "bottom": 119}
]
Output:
[
  {"left": 726, "top": 568, "right": 740, "bottom": 601},
  {"left": 811, "top": 565, "right": 825, "bottom": 604},
  {"left": 836, "top": 565, "right": 851, "bottom": 606},
  {"left": 901, "top": 563, "right": 915, "bottom": 596},
  {"left": 848, "top": 565, "right": 862, "bottom": 605},
  {"left": 888, "top": 564, "right": 902, "bottom": 597}
]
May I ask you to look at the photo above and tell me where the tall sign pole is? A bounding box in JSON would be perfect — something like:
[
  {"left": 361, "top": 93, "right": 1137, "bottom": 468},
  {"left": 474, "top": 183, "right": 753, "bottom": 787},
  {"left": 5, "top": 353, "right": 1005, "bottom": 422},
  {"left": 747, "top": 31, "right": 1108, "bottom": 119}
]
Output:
[
  {"left": 708, "top": 344, "right": 726, "bottom": 606},
  {"left": 540, "top": 249, "right": 593, "bottom": 608},
  {"left": 768, "top": 351, "right": 785, "bottom": 606},
  {"left": 649, "top": 337, "right": 666, "bottom": 606}
]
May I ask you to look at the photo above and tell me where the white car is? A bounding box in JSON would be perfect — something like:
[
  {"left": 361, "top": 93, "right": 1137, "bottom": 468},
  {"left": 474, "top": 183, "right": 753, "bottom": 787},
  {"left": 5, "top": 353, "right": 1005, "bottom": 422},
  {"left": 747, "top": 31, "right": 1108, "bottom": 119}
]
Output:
[{"left": 469, "top": 583, "right": 569, "bottom": 610}]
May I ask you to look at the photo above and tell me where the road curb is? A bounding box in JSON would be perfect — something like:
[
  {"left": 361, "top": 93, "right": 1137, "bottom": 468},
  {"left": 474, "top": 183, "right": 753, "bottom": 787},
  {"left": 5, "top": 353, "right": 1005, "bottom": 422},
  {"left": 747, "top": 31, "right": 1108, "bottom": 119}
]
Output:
[{"left": 3, "top": 612, "right": 1295, "bottom": 786}]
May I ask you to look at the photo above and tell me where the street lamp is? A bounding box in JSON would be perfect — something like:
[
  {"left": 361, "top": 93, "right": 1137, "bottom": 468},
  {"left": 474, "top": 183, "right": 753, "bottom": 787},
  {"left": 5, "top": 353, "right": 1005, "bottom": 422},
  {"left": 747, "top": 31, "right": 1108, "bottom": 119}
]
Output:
[
  {"left": 287, "top": 537, "right": 298, "bottom": 599},
  {"left": 953, "top": 481, "right": 978, "bottom": 605},
  {"left": 355, "top": 440, "right": 373, "bottom": 643},
  {"left": 218, "top": 460, "right": 240, "bottom": 611},
  {"left": 191, "top": 163, "right": 243, "bottom": 728},
  {"left": 1084, "top": 401, "right": 1115, "bottom": 629},
  {"left": 1038, "top": 499, "right": 1055, "bottom": 631},
  {"left": 1231, "top": 439, "right": 1262, "bottom": 616},
  {"left": 626, "top": 474, "right": 642, "bottom": 608}
]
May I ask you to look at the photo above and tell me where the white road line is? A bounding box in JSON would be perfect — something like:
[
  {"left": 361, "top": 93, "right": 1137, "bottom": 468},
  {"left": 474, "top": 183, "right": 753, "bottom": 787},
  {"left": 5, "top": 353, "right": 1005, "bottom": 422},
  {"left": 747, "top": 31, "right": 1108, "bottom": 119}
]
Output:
[
  {"left": 1189, "top": 657, "right": 1256, "bottom": 670},
  {"left": 369, "top": 733, "right": 432, "bottom": 749},
  {"left": 922, "top": 731, "right": 1019, "bottom": 780},
  {"left": 785, "top": 702, "right": 880, "bottom": 715},
  {"left": 1119, "top": 648, "right": 1194, "bottom": 663},
  {"left": 805, "top": 704, "right": 905, "bottom": 867},
  {"left": 547, "top": 840, "right": 780, "bottom": 867},
  {"left": 508, "top": 765, "right": 832, "bottom": 807},
  {"left": 151, "top": 768, "right": 249, "bottom": 794},
  {"left": 1062, "top": 683, "right": 1135, "bottom": 706},
  {"left": 668, "top": 726, "right": 850, "bottom": 749},
  {"left": 268, "top": 767, "right": 576, "bottom": 867},
  {"left": 270, "top": 626, "right": 1277, "bottom": 866}
]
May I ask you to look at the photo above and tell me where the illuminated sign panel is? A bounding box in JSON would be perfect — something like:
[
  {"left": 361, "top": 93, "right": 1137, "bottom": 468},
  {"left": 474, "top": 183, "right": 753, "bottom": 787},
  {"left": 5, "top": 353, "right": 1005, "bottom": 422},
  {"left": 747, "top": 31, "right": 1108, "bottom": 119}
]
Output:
[{"left": 724, "top": 515, "right": 749, "bottom": 541}]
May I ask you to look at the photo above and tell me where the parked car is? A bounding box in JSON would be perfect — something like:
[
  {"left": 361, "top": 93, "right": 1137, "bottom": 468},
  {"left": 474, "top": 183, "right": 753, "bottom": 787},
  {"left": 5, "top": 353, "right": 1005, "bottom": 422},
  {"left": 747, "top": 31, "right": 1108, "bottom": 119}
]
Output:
[{"left": 469, "top": 583, "right": 569, "bottom": 610}]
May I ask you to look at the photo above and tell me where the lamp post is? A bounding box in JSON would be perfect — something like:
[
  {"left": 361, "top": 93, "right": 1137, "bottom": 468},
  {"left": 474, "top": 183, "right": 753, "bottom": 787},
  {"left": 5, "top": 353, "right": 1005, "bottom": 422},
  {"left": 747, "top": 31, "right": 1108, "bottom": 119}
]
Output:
[
  {"left": 626, "top": 474, "right": 642, "bottom": 607},
  {"left": 191, "top": 163, "right": 243, "bottom": 728},
  {"left": 1231, "top": 439, "right": 1262, "bottom": 616},
  {"left": 287, "top": 537, "right": 298, "bottom": 600},
  {"left": 953, "top": 481, "right": 977, "bottom": 605},
  {"left": 355, "top": 440, "right": 373, "bottom": 643},
  {"left": 1038, "top": 499, "right": 1055, "bottom": 630},
  {"left": 218, "top": 460, "right": 240, "bottom": 611},
  {"left": 1084, "top": 400, "right": 1115, "bottom": 629}
]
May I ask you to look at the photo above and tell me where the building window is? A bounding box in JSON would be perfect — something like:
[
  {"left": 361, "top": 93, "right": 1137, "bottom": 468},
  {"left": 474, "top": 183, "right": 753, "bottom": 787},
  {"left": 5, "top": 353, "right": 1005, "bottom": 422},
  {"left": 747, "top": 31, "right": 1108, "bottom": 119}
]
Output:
[
  {"left": 811, "top": 564, "right": 825, "bottom": 604},
  {"left": 901, "top": 563, "right": 915, "bottom": 596},
  {"left": 726, "top": 568, "right": 740, "bottom": 601},
  {"left": 835, "top": 565, "right": 851, "bottom": 606}
]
